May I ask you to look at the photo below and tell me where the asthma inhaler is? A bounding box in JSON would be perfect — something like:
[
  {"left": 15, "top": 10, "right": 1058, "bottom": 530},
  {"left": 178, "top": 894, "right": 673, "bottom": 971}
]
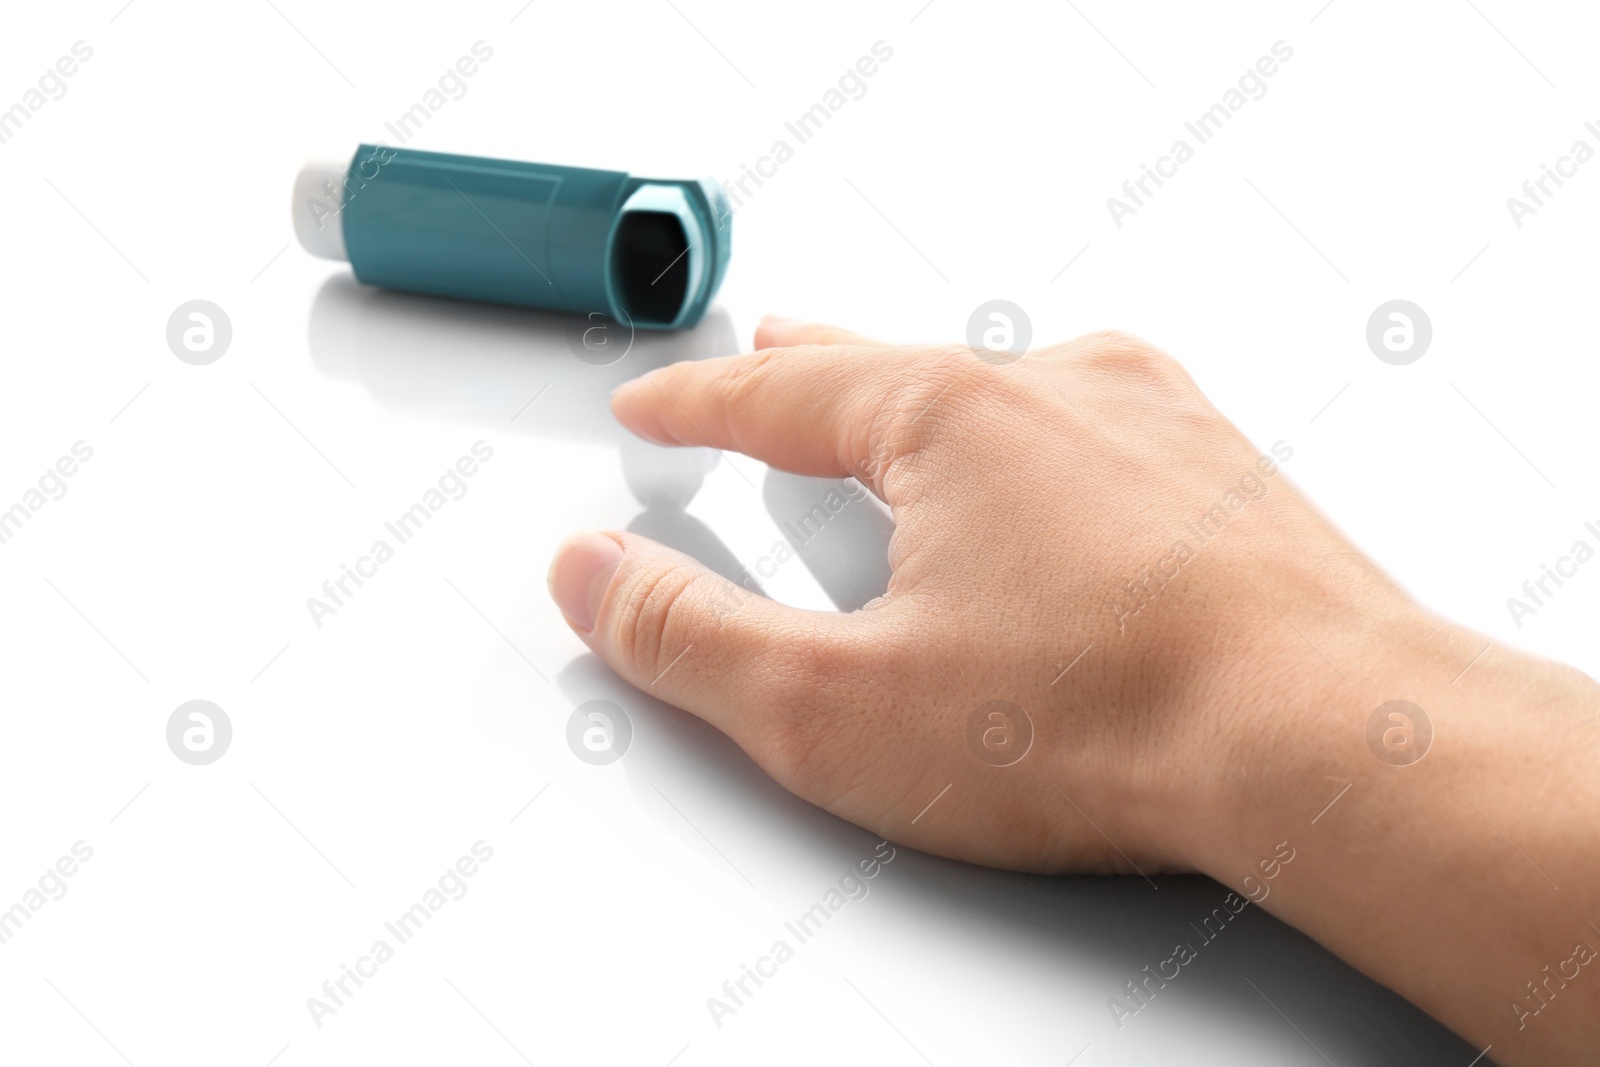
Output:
[{"left": 292, "top": 144, "right": 731, "bottom": 329}]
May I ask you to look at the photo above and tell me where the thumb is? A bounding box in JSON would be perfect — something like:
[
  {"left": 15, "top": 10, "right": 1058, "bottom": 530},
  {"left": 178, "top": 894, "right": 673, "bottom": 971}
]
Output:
[{"left": 547, "top": 531, "right": 870, "bottom": 766}]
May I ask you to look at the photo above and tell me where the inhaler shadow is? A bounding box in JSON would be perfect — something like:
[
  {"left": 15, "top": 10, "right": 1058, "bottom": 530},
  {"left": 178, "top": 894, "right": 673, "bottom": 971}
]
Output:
[{"left": 306, "top": 273, "right": 753, "bottom": 576}]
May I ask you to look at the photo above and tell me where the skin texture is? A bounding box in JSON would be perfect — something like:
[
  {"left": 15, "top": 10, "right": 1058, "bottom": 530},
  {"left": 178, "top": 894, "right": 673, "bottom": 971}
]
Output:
[{"left": 548, "top": 317, "right": 1600, "bottom": 1065}]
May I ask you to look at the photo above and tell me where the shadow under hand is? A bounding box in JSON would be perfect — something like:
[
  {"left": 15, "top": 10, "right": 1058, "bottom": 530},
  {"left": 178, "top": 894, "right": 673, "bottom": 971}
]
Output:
[
  {"left": 317, "top": 278, "right": 1476, "bottom": 1065},
  {"left": 554, "top": 653, "right": 1472, "bottom": 1066},
  {"left": 761, "top": 470, "right": 893, "bottom": 609}
]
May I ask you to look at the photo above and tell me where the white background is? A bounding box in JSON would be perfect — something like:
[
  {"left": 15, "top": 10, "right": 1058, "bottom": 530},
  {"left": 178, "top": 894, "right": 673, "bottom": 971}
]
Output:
[{"left": 1, "top": 1, "right": 1596, "bottom": 1064}]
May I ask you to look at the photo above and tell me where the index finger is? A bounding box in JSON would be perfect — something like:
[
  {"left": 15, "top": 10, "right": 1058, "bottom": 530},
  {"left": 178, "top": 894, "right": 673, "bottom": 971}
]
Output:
[{"left": 610, "top": 341, "right": 960, "bottom": 492}]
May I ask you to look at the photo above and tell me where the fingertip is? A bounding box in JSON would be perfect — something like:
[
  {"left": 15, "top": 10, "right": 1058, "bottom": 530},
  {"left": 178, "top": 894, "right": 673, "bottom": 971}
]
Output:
[
  {"left": 754, "top": 314, "right": 805, "bottom": 350},
  {"left": 548, "top": 531, "right": 626, "bottom": 633},
  {"left": 755, "top": 317, "right": 889, "bottom": 349},
  {"left": 611, "top": 371, "right": 678, "bottom": 445},
  {"left": 610, "top": 366, "right": 661, "bottom": 404}
]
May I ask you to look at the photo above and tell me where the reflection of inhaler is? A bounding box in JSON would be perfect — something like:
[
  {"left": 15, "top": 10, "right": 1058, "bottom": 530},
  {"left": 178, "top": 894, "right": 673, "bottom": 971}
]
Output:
[{"left": 292, "top": 145, "right": 732, "bottom": 329}]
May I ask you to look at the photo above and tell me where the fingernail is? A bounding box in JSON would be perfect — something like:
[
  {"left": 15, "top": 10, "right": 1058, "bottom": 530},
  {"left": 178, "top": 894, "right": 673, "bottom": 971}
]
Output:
[
  {"left": 761, "top": 313, "right": 797, "bottom": 325},
  {"left": 548, "top": 533, "right": 624, "bottom": 633}
]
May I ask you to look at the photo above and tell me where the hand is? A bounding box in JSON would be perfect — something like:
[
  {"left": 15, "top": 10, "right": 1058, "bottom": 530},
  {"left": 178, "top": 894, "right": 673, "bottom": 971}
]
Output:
[
  {"left": 548, "top": 318, "right": 1393, "bottom": 875},
  {"left": 550, "top": 317, "right": 1600, "bottom": 1066}
]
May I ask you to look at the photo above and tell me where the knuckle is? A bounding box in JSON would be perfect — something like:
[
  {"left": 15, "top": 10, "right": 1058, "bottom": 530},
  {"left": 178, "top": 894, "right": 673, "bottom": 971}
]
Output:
[
  {"left": 908, "top": 345, "right": 984, "bottom": 395},
  {"left": 1069, "top": 330, "right": 1189, "bottom": 388},
  {"left": 874, "top": 347, "right": 980, "bottom": 438},
  {"left": 611, "top": 561, "right": 704, "bottom": 678},
  {"left": 714, "top": 348, "right": 781, "bottom": 410},
  {"left": 852, "top": 347, "right": 998, "bottom": 495}
]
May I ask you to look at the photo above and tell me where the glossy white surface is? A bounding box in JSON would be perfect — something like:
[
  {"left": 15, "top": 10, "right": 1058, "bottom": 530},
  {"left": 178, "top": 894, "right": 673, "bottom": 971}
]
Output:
[{"left": 2, "top": 2, "right": 1596, "bottom": 1065}]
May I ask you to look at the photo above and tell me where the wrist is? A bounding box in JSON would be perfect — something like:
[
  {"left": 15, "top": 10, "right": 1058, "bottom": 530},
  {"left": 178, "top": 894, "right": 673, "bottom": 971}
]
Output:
[
  {"left": 1168, "top": 579, "right": 1462, "bottom": 878},
  {"left": 1182, "top": 595, "right": 1600, "bottom": 1061}
]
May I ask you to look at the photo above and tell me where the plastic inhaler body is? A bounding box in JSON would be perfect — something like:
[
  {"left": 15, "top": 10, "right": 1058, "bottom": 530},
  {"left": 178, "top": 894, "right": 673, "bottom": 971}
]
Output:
[{"left": 293, "top": 145, "right": 731, "bottom": 330}]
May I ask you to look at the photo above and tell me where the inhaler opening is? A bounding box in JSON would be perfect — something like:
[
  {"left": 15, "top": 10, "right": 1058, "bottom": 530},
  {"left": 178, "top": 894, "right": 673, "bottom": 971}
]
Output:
[
  {"left": 613, "top": 212, "right": 690, "bottom": 325},
  {"left": 610, "top": 184, "right": 704, "bottom": 328}
]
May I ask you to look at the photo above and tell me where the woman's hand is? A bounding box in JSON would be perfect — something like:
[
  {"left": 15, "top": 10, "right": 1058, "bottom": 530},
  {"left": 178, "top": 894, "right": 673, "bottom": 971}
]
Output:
[
  {"left": 549, "top": 317, "right": 1600, "bottom": 1065},
  {"left": 550, "top": 318, "right": 1403, "bottom": 876}
]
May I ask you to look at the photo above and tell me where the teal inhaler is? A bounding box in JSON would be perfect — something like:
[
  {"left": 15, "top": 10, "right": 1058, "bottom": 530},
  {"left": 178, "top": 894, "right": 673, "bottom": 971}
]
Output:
[{"left": 292, "top": 145, "right": 732, "bottom": 330}]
